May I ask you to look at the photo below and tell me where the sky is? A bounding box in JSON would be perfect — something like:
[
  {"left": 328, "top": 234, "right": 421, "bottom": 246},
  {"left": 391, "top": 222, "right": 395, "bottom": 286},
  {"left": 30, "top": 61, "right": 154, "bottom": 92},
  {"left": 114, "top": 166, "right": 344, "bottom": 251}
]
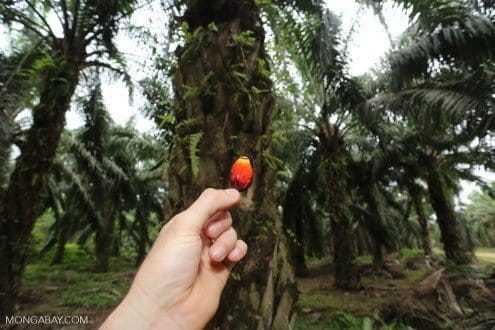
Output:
[{"left": 2, "top": 1, "right": 494, "bottom": 204}]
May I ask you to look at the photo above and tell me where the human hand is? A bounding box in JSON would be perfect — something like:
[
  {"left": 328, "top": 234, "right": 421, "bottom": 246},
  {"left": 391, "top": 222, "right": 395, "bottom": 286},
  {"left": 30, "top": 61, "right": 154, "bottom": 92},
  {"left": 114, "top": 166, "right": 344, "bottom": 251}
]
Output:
[{"left": 101, "top": 188, "right": 247, "bottom": 329}]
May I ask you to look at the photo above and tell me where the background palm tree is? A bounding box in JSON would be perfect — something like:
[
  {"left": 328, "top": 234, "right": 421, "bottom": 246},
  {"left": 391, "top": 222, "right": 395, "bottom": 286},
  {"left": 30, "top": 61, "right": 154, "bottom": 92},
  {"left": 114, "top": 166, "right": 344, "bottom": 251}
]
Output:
[{"left": 0, "top": 0, "right": 140, "bottom": 313}]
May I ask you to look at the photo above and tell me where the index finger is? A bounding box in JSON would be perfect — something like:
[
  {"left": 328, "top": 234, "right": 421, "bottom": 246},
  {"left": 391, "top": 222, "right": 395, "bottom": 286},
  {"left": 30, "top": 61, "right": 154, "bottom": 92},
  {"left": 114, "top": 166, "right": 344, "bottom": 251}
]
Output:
[{"left": 181, "top": 188, "right": 240, "bottom": 233}]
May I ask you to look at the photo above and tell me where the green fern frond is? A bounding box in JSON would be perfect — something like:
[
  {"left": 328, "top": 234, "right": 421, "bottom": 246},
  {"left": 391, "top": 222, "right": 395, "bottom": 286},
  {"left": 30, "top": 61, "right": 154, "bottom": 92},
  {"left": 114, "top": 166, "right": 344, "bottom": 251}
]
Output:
[{"left": 188, "top": 131, "right": 203, "bottom": 177}]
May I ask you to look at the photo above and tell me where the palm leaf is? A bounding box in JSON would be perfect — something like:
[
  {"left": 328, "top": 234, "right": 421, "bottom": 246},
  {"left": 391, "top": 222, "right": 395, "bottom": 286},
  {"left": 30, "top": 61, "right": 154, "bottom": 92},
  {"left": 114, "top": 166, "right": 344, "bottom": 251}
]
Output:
[
  {"left": 390, "top": 15, "right": 495, "bottom": 88},
  {"left": 51, "top": 159, "right": 102, "bottom": 225}
]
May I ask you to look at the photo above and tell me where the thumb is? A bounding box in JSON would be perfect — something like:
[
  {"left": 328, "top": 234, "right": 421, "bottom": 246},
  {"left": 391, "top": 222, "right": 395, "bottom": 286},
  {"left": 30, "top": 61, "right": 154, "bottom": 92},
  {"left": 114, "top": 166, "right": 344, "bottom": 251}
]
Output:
[{"left": 179, "top": 188, "right": 240, "bottom": 234}]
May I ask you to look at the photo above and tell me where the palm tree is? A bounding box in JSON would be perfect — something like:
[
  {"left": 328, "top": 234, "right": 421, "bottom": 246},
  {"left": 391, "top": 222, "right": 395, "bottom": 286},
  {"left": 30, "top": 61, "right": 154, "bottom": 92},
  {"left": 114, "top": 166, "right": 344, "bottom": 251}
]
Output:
[
  {"left": 360, "top": 88, "right": 488, "bottom": 264},
  {"left": 405, "top": 180, "right": 433, "bottom": 256},
  {"left": 281, "top": 144, "right": 320, "bottom": 276},
  {"left": 158, "top": 0, "right": 328, "bottom": 327},
  {"left": 0, "top": 0, "right": 138, "bottom": 312},
  {"left": 0, "top": 44, "right": 41, "bottom": 201},
  {"left": 271, "top": 7, "right": 367, "bottom": 289},
  {"left": 464, "top": 182, "right": 495, "bottom": 247},
  {"left": 43, "top": 108, "right": 165, "bottom": 270},
  {"left": 358, "top": 0, "right": 495, "bottom": 264}
]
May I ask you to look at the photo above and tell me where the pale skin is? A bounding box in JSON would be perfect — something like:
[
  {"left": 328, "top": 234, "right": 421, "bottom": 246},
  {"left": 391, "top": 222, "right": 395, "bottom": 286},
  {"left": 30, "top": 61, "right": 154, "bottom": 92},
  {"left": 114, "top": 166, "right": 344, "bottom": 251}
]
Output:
[{"left": 101, "top": 188, "right": 247, "bottom": 329}]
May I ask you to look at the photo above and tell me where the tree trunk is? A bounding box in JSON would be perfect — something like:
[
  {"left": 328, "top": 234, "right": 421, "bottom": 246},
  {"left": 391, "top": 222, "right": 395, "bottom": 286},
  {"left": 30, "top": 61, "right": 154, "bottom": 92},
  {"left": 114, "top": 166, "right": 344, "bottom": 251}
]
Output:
[
  {"left": 332, "top": 217, "right": 359, "bottom": 289},
  {"left": 0, "top": 57, "right": 78, "bottom": 313},
  {"left": 168, "top": 1, "right": 296, "bottom": 328},
  {"left": 51, "top": 215, "right": 70, "bottom": 265},
  {"left": 293, "top": 211, "right": 308, "bottom": 276},
  {"left": 364, "top": 186, "right": 388, "bottom": 268},
  {"left": 94, "top": 205, "right": 116, "bottom": 273},
  {"left": 408, "top": 183, "right": 432, "bottom": 256},
  {"left": 321, "top": 138, "right": 359, "bottom": 290},
  {"left": 113, "top": 221, "right": 121, "bottom": 258},
  {"left": 282, "top": 168, "right": 308, "bottom": 276},
  {"left": 0, "top": 111, "right": 12, "bottom": 202},
  {"left": 425, "top": 168, "right": 471, "bottom": 265},
  {"left": 135, "top": 209, "right": 149, "bottom": 266}
]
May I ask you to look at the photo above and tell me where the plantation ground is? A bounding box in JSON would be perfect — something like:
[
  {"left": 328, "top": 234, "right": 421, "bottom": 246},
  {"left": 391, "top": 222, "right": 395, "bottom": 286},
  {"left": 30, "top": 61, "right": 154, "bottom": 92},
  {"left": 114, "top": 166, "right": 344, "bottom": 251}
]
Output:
[{"left": 13, "top": 246, "right": 494, "bottom": 329}]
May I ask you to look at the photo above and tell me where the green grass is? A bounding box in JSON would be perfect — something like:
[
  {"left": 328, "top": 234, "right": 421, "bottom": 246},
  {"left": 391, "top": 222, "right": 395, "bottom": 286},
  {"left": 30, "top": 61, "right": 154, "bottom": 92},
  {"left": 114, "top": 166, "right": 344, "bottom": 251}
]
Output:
[
  {"left": 355, "top": 255, "right": 372, "bottom": 265},
  {"left": 295, "top": 312, "right": 413, "bottom": 330},
  {"left": 295, "top": 312, "right": 373, "bottom": 330},
  {"left": 398, "top": 248, "right": 423, "bottom": 259},
  {"left": 22, "top": 243, "right": 136, "bottom": 309},
  {"left": 475, "top": 247, "right": 495, "bottom": 264},
  {"left": 404, "top": 269, "right": 427, "bottom": 281},
  {"left": 298, "top": 287, "right": 382, "bottom": 315}
]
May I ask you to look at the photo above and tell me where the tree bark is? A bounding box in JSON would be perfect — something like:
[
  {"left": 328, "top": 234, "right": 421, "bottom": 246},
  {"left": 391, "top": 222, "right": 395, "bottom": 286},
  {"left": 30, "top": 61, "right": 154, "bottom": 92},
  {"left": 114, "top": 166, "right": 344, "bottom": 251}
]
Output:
[
  {"left": 168, "top": 1, "right": 297, "bottom": 328},
  {"left": 364, "top": 186, "right": 387, "bottom": 268},
  {"left": 408, "top": 183, "right": 432, "bottom": 256},
  {"left": 332, "top": 217, "right": 359, "bottom": 289},
  {"left": 426, "top": 168, "right": 471, "bottom": 265},
  {"left": 134, "top": 208, "right": 149, "bottom": 266},
  {"left": 51, "top": 214, "right": 69, "bottom": 265},
  {"left": 282, "top": 168, "right": 308, "bottom": 277},
  {"left": 94, "top": 205, "right": 116, "bottom": 273},
  {"left": 0, "top": 57, "right": 79, "bottom": 313},
  {"left": 319, "top": 133, "right": 359, "bottom": 290}
]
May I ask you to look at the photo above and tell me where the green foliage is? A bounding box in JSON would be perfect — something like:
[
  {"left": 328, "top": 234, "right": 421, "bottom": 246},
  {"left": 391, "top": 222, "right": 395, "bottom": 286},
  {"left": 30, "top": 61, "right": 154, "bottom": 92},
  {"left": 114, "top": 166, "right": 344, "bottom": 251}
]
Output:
[
  {"left": 399, "top": 248, "right": 424, "bottom": 259},
  {"left": 188, "top": 131, "right": 203, "bottom": 177},
  {"left": 230, "top": 30, "right": 256, "bottom": 48},
  {"left": 23, "top": 243, "right": 134, "bottom": 308},
  {"left": 207, "top": 22, "right": 218, "bottom": 32},
  {"left": 295, "top": 312, "right": 378, "bottom": 330},
  {"left": 256, "top": 59, "right": 271, "bottom": 78},
  {"left": 181, "top": 26, "right": 207, "bottom": 60},
  {"left": 464, "top": 182, "right": 495, "bottom": 246},
  {"left": 182, "top": 72, "right": 215, "bottom": 102}
]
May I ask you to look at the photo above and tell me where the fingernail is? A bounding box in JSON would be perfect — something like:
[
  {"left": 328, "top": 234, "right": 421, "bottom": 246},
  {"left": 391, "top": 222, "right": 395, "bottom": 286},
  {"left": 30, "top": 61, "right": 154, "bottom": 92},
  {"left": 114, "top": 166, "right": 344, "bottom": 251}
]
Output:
[
  {"left": 225, "top": 189, "right": 240, "bottom": 199},
  {"left": 230, "top": 247, "right": 241, "bottom": 259},
  {"left": 208, "top": 222, "right": 221, "bottom": 235},
  {"left": 211, "top": 246, "right": 227, "bottom": 260}
]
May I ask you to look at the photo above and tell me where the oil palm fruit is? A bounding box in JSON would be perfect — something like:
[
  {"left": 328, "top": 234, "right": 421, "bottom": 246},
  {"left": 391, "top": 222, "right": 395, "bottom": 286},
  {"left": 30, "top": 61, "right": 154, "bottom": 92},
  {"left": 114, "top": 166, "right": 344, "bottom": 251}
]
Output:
[{"left": 229, "top": 156, "right": 254, "bottom": 191}]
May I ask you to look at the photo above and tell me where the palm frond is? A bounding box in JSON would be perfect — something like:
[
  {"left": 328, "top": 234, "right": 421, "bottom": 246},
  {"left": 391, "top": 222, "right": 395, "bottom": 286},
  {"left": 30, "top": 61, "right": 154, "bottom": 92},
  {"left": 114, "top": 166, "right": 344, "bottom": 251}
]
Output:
[
  {"left": 369, "top": 0, "right": 473, "bottom": 31},
  {"left": 361, "top": 69, "right": 495, "bottom": 133},
  {"left": 102, "top": 156, "right": 129, "bottom": 182},
  {"left": 390, "top": 15, "right": 495, "bottom": 88},
  {"left": 62, "top": 134, "right": 108, "bottom": 183},
  {"left": 51, "top": 159, "right": 102, "bottom": 225}
]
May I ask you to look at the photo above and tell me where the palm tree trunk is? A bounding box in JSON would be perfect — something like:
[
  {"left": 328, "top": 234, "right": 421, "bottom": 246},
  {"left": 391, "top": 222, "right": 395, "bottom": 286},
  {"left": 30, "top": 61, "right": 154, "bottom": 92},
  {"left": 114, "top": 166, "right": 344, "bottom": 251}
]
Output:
[
  {"left": 51, "top": 215, "right": 69, "bottom": 265},
  {"left": 323, "top": 146, "right": 359, "bottom": 290},
  {"left": 168, "top": 1, "right": 296, "bottom": 328},
  {"left": 425, "top": 168, "right": 471, "bottom": 264},
  {"left": 135, "top": 209, "right": 149, "bottom": 266},
  {"left": 282, "top": 169, "right": 308, "bottom": 276},
  {"left": 95, "top": 205, "right": 116, "bottom": 273},
  {"left": 0, "top": 57, "right": 79, "bottom": 313},
  {"left": 0, "top": 111, "right": 12, "bottom": 200},
  {"left": 294, "top": 211, "right": 308, "bottom": 276},
  {"left": 364, "top": 187, "right": 387, "bottom": 268},
  {"left": 332, "top": 217, "right": 359, "bottom": 289},
  {"left": 408, "top": 184, "right": 432, "bottom": 256}
]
